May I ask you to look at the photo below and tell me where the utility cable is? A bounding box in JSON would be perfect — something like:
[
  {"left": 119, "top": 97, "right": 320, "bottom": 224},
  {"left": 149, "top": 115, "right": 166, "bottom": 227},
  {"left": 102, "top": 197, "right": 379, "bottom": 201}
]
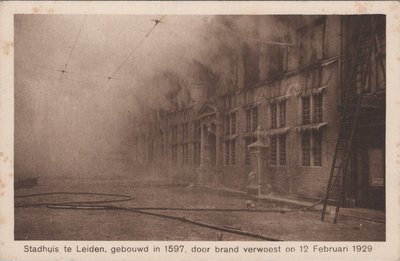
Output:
[
  {"left": 109, "top": 15, "right": 166, "bottom": 80},
  {"left": 56, "top": 15, "right": 87, "bottom": 86},
  {"left": 82, "top": 15, "right": 166, "bottom": 106}
]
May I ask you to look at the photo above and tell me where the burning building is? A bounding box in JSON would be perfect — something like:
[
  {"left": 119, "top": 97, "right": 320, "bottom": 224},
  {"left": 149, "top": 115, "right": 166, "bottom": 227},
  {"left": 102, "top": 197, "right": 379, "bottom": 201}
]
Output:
[{"left": 132, "top": 15, "right": 385, "bottom": 211}]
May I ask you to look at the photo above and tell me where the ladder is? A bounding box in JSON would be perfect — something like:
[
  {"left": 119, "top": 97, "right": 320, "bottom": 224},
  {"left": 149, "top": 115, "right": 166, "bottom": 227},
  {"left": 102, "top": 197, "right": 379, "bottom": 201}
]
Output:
[{"left": 321, "top": 18, "right": 376, "bottom": 223}]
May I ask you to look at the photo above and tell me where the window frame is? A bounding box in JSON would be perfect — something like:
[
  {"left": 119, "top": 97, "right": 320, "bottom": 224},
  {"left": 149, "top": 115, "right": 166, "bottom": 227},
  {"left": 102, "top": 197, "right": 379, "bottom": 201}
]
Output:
[
  {"left": 230, "top": 139, "right": 236, "bottom": 165},
  {"left": 279, "top": 100, "right": 287, "bottom": 128},
  {"left": 279, "top": 135, "right": 287, "bottom": 166},
  {"left": 245, "top": 108, "right": 252, "bottom": 132},
  {"left": 269, "top": 134, "right": 287, "bottom": 167},
  {"left": 270, "top": 103, "right": 277, "bottom": 129},
  {"left": 230, "top": 112, "right": 236, "bottom": 135},
  {"left": 302, "top": 96, "right": 311, "bottom": 125},
  {"left": 224, "top": 138, "right": 236, "bottom": 166},
  {"left": 312, "top": 130, "right": 322, "bottom": 167},
  {"left": 313, "top": 93, "right": 323, "bottom": 123},
  {"left": 245, "top": 106, "right": 259, "bottom": 132},
  {"left": 301, "top": 130, "right": 323, "bottom": 167},
  {"left": 301, "top": 131, "right": 311, "bottom": 166},
  {"left": 270, "top": 136, "right": 278, "bottom": 165}
]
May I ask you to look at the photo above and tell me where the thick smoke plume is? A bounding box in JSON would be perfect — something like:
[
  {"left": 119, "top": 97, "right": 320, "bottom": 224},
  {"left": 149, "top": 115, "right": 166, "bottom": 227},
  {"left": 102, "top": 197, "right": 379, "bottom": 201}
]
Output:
[
  {"left": 130, "top": 16, "right": 297, "bottom": 118},
  {"left": 15, "top": 15, "right": 314, "bottom": 180}
]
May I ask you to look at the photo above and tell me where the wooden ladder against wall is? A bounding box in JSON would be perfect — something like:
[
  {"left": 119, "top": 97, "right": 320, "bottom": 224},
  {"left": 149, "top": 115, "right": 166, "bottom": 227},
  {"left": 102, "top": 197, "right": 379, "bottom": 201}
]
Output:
[{"left": 320, "top": 18, "right": 376, "bottom": 224}]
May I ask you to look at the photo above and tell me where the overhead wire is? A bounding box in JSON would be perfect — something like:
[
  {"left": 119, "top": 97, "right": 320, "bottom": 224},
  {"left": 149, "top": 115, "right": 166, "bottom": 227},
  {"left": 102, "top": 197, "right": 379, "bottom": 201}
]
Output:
[
  {"left": 24, "top": 15, "right": 165, "bottom": 110},
  {"left": 20, "top": 62, "right": 132, "bottom": 84},
  {"left": 24, "top": 15, "right": 296, "bottom": 93},
  {"left": 56, "top": 15, "right": 87, "bottom": 87},
  {"left": 109, "top": 15, "right": 166, "bottom": 80},
  {"left": 25, "top": 14, "right": 296, "bottom": 101},
  {"left": 82, "top": 15, "right": 166, "bottom": 105}
]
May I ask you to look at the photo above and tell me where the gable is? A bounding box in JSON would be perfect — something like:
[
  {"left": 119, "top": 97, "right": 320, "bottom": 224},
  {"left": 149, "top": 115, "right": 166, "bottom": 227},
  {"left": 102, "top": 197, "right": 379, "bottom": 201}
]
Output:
[{"left": 198, "top": 103, "right": 217, "bottom": 115}]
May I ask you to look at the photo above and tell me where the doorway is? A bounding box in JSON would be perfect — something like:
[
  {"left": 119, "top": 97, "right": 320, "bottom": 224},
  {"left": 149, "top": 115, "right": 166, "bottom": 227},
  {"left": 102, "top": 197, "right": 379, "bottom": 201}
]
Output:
[{"left": 350, "top": 128, "right": 385, "bottom": 210}]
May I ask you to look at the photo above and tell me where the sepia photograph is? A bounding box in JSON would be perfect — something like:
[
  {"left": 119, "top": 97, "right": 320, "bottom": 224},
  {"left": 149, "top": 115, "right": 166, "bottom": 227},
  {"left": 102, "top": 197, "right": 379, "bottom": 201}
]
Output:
[{"left": 12, "top": 13, "right": 388, "bottom": 242}]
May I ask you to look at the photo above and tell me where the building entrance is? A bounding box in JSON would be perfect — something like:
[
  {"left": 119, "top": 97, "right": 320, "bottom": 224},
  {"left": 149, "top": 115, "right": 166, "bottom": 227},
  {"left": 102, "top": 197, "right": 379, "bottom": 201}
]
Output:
[{"left": 349, "top": 126, "right": 385, "bottom": 211}]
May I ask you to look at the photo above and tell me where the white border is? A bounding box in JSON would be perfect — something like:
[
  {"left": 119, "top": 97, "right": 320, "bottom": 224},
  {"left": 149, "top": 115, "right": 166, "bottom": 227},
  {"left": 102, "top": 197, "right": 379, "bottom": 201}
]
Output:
[{"left": 1, "top": 1, "right": 399, "bottom": 261}]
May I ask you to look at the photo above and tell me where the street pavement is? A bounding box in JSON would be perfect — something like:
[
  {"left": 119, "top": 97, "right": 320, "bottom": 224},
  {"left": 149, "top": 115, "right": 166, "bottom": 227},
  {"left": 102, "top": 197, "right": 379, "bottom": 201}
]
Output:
[{"left": 14, "top": 176, "right": 385, "bottom": 241}]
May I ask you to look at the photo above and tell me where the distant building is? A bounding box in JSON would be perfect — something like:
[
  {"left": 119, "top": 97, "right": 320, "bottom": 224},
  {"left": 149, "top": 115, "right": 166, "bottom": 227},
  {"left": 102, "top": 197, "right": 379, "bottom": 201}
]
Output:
[{"left": 133, "top": 15, "right": 385, "bottom": 210}]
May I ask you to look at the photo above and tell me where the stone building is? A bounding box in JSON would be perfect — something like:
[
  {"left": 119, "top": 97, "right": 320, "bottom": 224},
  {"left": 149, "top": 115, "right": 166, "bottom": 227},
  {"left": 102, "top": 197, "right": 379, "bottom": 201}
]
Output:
[{"left": 133, "top": 15, "right": 385, "bottom": 210}]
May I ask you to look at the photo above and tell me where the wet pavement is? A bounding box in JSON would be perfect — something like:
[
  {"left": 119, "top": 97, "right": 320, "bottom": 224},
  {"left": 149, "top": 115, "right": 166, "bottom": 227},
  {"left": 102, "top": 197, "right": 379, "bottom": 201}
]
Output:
[{"left": 14, "top": 177, "right": 385, "bottom": 241}]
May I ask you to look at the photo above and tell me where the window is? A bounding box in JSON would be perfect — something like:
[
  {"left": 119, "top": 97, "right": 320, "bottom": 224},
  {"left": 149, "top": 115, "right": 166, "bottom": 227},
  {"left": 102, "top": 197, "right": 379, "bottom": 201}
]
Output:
[
  {"left": 270, "top": 135, "right": 286, "bottom": 166},
  {"left": 313, "top": 131, "right": 322, "bottom": 166},
  {"left": 246, "top": 107, "right": 259, "bottom": 132},
  {"left": 230, "top": 140, "right": 236, "bottom": 165},
  {"left": 224, "top": 111, "right": 237, "bottom": 166},
  {"left": 225, "top": 141, "right": 230, "bottom": 165},
  {"left": 245, "top": 136, "right": 256, "bottom": 165},
  {"left": 301, "top": 132, "right": 311, "bottom": 166},
  {"left": 270, "top": 136, "right": 277, "bottom": 165},
  {"left": 225, "top": 139, "right": 236, "bottom": 165},
  {"left": 279, "top": 135, "right": 286, "bottom": 165},
  {"left": 225, "top": 116, "right": 230, "bottom": 135},
  {"left": 231, "top": 113, "right": 236, "bottom": 134},
  {"left": 279, "top": 101, "right": 286, "bottom": 127},
  {"left": 301, "top": 93, "right": 324, "bottom": 125},
  {"left": 313, "top": 93, "right": 323, "bottom": 123},
  {"left": 270, "top": 103, "right": 277, "bottom": 129},
  {"left": 225, "top": 112, "right": 237, "bottom": 135},
  {"left": 246, "top": 109, "right": 252, "bottom": 132},
  {"left": 302, "top": 96, "right": 311, "bottom": 124},
  {"left": 193, "top": 122, "right": 201, "bottom": 166},
  {"left": 302, "top": 130, "right": 323, "bottom": 167},
  {"left": 271, "top": 100, "right": 286, "bottom": 129}
]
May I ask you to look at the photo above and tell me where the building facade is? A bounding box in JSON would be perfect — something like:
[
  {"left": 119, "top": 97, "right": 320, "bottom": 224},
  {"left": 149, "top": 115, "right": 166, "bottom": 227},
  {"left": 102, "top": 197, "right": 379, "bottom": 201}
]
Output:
[{"left": 133, "top": 15, "right": 386, "bottom": 210}]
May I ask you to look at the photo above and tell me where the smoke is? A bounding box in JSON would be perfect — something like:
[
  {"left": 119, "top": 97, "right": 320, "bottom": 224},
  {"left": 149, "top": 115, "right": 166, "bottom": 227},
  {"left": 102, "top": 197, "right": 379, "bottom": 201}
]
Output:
[
  {"left": 128, "top": 15, "right": 299, "bottom": 119},
  {"left": 14, "top": 15, "right": 317, "bottom": 180}
]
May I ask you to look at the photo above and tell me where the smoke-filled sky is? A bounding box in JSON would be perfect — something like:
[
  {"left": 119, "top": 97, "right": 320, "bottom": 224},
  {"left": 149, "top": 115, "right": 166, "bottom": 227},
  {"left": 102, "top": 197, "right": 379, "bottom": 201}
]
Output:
[{"left": 15, "top": 15, "right": 307, "bottom": 178}]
